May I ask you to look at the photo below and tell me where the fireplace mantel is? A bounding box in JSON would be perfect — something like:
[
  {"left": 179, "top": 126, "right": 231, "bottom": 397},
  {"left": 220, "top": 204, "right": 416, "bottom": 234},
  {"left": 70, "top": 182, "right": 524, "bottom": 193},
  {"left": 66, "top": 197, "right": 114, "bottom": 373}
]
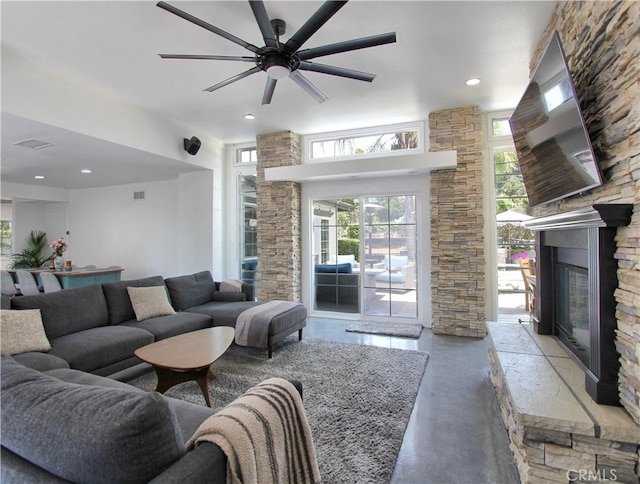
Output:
[
  {"left": 523, "top": 204, "right": 633, "bottom": 231},
  {"left": 523, "top": 204, "right": 632, "bottom": 406}
]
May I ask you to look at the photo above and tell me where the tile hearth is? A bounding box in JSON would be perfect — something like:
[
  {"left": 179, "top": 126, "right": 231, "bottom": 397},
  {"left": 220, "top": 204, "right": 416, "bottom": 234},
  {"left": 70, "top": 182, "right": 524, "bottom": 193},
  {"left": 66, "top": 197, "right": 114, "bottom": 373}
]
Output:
[{"left": 488, "top": 321, "right": 640, "bottom": 482}]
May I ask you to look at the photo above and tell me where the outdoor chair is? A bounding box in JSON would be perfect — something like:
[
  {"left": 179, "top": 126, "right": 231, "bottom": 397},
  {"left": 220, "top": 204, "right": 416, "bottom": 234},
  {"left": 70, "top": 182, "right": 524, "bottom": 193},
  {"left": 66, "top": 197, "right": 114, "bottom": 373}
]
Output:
[{"left": 518, "top": 258, "right": 536, "bottom": 312}]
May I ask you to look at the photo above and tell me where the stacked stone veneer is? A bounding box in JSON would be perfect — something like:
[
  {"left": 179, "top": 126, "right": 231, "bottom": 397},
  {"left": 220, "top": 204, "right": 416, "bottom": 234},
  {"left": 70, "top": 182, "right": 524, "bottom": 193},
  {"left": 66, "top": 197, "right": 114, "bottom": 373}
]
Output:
[
  {"left": 530, "top": 1, "right": 640, "bottom": 424},
  {"left": 256, "top": 131, "right": 302, "bottom": 302},
  {"left": 488, "top": 323, "right": 640, "bottom": 483},
  {"left": 429, "top": 106, "right": 486, "bottom": 337}
]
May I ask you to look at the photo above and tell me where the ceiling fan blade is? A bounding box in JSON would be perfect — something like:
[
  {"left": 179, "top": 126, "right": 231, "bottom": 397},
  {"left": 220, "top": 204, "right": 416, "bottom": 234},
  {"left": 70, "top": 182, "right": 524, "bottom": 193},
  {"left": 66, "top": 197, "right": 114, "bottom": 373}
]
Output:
[
  {"left": 298, "top": 62, "right": 376, "bottom": 82},
  {"left": 157, "top": 1, "right": 260, "bottom": 54},
  {"left": 204, "top": 66, "right": 262, "bottom": 92},
  {"left": 159, "top": 54, "right": 256, "bottom": 62},
  {"left": 297, "top": 32, "right": 397, "bottom": 61},
  {"left": 289, "top": 71, "right": 328, "bottom": 103},
  {"left": 249, "top": 1, "right": 278, "bottom": 49},
  {"left": 285, "top": 1, "right": 348, "bottom": 53},
  {"left": 262, "top": 77, "right": 278, "bottom": 105}
]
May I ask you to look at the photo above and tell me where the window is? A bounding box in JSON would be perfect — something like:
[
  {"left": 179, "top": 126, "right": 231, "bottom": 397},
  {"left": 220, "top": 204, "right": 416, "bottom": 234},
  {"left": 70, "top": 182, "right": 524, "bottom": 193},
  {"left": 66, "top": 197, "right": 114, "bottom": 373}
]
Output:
[
  {"left": 304, "top": 122, "right": 423, "bottom": 162},
  {"left": 236, "top": 148, "right": 257, "bottom": 164},
  {"left": 320, "top": 219, "right": 330, "bottom": 264},
  {"left": 239, "top": 174, "right": 258, "bottom": 288},
  {"left": 492, "top": 118, "right": 512, "bottom": 137},
  {"left": 0, "top": 220, "right": 12, "bottom": 256}
]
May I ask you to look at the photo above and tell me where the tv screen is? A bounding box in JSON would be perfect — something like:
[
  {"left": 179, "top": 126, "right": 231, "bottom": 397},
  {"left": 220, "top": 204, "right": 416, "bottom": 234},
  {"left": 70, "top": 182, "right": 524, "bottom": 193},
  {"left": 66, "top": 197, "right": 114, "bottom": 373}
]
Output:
[{"left": 509, "top": 31, "right": 603, "bottom": 207}]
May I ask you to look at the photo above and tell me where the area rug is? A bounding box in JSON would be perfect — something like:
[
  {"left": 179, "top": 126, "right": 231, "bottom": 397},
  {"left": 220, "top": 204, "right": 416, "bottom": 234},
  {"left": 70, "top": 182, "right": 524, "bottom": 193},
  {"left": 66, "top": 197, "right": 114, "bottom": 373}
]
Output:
[
  {"left": 346, "top": 321, "right": 423, "bottom": 338},
  {"left": 128, "top": 337, "right": 428, "bottom": 483}
]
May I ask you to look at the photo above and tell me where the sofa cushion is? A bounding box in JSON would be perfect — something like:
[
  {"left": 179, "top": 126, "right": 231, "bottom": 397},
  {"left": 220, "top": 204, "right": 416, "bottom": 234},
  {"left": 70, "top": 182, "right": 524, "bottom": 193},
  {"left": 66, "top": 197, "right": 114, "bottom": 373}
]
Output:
[
  {"left": 12, "top": 352, "right": 70, "bottom": 372},
  {"left": 0, "top": 309, "right": 51, "bottom": 355},
  {"left": 185, "top": 301, "right": 258, "bottom": 327},
  {"left": 121, "top": 312, "right": 212, "bottom": 341},
  {"left": 101, "top": 276, "right": 167, "bottom": 325},
  {"left": 165, "top": 271, "right": 216, "bottom": 311},
  {"left": 315, "top": 263, "right": 352, "bottom": 274},
  {"left": 49, "top": 326, "right": 154, "bottom": 373},
  {"left": 11, "top": 284, "right": 109, "bottom": 340},
  {"left": 127, "top": 285, "right": 176, "bottom": 321},
  {"left": 1, "top": 356, "right": 185, "bottom": 484}
]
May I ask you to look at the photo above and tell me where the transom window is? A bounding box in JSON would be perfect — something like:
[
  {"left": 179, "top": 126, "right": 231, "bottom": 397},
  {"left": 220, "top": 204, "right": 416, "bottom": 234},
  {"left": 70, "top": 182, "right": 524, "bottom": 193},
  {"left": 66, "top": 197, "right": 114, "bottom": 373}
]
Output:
[
  {"left": 304, "top": 122, "right": 423, "bottom": 162},
  {"left": 236, "top": 148, "right": 257, "bottom": 164}
]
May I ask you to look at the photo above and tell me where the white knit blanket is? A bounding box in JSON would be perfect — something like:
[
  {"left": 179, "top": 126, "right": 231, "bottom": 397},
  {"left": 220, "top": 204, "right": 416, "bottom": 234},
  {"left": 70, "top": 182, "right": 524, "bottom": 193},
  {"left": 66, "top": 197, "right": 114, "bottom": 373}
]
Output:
[
  {"left": 234, "top": 300, "right": 301, "bottom": 348},
  {"left": 187, "top": 378, "right": 321, "bottom": 484}
]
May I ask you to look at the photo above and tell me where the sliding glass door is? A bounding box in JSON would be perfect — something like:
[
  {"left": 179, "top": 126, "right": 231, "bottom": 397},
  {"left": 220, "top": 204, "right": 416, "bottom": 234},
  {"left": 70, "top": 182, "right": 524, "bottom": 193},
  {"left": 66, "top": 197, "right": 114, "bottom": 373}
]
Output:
[{"left": 311, "top": 195, "right": 418, "bottom": 319}]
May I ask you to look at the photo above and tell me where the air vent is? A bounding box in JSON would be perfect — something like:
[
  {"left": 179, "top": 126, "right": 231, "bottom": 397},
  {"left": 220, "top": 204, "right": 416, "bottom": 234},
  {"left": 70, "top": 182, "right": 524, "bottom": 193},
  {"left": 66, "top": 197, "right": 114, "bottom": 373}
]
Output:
[
  {"left": 12, "top": 138, "right": 54, "bottom": 150},
  {"left": 133, "top": 191, "right": 145, "bottom": 200}
]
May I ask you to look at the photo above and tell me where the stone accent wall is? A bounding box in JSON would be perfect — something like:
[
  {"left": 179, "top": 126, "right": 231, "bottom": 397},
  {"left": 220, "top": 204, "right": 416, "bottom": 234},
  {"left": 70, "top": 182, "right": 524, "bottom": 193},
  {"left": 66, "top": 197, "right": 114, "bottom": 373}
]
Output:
[
  {"left": 429, "top": 106, "right": 486, "bottom": 337},
  {"left": 489, "top": 341, "right": 640, "bottom": 483},
  {"left": 531, "top": 1, "right": 640, "bottom": 424},
  {"left": 256, "top": 131, "right": 302, "bottom": 302}
]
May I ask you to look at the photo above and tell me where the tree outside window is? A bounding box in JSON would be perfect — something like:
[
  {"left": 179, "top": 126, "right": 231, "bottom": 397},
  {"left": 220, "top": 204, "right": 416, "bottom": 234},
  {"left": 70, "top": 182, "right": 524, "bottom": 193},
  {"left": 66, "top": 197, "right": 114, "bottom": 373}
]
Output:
[{"left": 0, "top": 221, "right": 12, "bottom": 256}]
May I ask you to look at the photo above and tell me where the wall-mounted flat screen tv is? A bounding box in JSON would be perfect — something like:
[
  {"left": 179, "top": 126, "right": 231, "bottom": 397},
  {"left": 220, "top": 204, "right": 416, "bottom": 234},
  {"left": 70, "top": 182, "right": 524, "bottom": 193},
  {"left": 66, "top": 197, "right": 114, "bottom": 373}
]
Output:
[{"left": 509, "top": 31, "right": 603, "bottom": 207}]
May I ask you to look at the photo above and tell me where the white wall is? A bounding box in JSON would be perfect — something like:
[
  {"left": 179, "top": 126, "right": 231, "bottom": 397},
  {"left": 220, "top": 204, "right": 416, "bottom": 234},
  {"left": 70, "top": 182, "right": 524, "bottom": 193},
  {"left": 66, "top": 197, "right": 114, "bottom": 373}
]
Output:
[
  {"left": 68, "top": 180, "right": 179, "bottom": 279},
  {"left": 12, "top": 201, "right": 48, "bottom": 252},
  {"left": 177, "top": 171, "right": 215, "bottom": 277},
  {"left": 2, "top": 50, "right": 213, "bottom": 169}
]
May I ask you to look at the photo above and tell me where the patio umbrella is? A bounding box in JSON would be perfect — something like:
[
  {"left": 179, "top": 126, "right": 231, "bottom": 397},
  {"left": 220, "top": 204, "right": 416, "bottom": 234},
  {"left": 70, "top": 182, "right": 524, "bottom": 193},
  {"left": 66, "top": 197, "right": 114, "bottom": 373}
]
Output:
[
  {"left": 496, "top": 209, "right": 533, "bottom": 224},
  {"left": 496, "top": 210, "right": 533, "bottom": 256}
]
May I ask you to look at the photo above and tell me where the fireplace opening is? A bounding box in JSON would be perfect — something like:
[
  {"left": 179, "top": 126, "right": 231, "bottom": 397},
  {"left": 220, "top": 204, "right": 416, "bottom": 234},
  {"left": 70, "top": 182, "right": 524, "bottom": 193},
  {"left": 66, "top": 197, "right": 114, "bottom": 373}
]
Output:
[{"left": 554, "top": 260, "right": 589, "bottom": 367}]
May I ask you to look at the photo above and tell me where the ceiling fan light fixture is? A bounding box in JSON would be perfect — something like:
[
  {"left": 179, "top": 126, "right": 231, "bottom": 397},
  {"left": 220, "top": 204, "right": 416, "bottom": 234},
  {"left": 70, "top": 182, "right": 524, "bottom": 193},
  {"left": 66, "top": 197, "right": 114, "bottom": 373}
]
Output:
[{"left": 266, "top": 64, "right": 290, "bottom": 80}]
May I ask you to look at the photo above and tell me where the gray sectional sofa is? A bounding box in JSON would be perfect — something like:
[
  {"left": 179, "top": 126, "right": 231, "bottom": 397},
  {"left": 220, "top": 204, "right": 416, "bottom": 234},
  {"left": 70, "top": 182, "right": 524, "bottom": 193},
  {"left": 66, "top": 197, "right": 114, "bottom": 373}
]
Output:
[
  {"left": 1, "top": 354, "right": 303, "bottom": 483},
  {"left": 1, "top": 270, "right": 308, "bottom": 483},
  {"left": 9, "top": 270, "right": 306, "bottom": 378}
]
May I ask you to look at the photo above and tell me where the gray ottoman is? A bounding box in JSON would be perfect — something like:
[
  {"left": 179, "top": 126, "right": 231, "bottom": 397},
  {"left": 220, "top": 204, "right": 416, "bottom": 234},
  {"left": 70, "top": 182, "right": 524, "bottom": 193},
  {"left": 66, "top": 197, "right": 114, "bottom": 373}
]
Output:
[{"left": 261, "top": 302, "right": 307, "bottom": 358}]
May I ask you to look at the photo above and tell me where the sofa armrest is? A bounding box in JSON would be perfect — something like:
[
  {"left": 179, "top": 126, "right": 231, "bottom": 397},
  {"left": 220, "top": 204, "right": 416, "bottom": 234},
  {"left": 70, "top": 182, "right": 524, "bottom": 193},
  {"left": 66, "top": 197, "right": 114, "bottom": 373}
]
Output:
[{"left": 149, "top": 442, "right": 226, "bottom": 484}]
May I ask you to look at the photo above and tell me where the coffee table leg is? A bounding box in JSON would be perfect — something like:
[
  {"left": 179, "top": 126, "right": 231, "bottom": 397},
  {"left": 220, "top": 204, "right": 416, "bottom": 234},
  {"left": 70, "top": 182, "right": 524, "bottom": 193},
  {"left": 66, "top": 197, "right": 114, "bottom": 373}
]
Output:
[
  {"left": 194, "top": 374, "right": 213, "bottom": 407},
  {"left": 153, "top": 367, "right": 213, "bottom": 408}
]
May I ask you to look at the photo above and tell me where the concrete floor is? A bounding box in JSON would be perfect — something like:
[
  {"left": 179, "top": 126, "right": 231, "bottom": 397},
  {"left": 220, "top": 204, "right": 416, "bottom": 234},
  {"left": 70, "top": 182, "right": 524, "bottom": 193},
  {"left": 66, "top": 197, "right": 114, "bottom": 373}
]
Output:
[{"left": 304, "top": 317, "right": 520, "bottom": 484}]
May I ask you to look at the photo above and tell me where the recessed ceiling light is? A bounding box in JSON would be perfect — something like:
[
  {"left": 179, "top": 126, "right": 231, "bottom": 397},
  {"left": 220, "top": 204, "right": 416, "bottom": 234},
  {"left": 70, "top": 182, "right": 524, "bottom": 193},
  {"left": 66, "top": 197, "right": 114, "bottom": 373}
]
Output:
[
  {"left": 81, "top": 169, "right": 92, "bottom": 174},
  {"left": 34, "top": 175, "right": 45, "bottom": 180},
  {"left": 244, "top": 113, "right": 255, "bottom": 120},
  {"left": 465, "top": 78, "right": 481, "bottom": 86}
]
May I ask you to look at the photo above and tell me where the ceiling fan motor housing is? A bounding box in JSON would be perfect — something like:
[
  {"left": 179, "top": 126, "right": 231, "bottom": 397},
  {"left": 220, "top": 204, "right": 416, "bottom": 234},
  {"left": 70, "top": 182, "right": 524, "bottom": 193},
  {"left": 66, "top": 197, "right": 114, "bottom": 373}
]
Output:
[{"left": 258, "top": 48, "right": 300, "bottom": 78}]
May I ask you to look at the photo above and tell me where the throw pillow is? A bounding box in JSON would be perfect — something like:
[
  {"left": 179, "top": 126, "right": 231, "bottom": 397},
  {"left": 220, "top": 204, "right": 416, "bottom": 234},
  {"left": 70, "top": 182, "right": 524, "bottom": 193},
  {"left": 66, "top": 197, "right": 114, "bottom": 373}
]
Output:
[
  {"left": 0, "top": 309, "right": 51, "bottom": 355},
  {"left": 127, "top": 286, "right": 175, "bottom": 321},
  {"left": 219, "top": 279, "right": 242, "bottom": 292}
]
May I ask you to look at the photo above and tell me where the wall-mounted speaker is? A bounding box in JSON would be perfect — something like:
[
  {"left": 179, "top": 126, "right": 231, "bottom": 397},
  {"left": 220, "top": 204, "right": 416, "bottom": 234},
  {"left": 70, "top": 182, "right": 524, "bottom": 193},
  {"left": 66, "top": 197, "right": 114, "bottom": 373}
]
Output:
[{"left": 183, "top": 136, "right": 201, "bottom": 156}]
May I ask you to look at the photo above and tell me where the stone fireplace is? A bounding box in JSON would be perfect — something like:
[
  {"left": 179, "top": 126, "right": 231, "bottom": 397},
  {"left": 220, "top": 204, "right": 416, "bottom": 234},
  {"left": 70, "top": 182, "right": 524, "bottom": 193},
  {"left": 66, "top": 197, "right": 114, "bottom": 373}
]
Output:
[{"left": 524, "top": 204, "right": 633, "bottom": 406}]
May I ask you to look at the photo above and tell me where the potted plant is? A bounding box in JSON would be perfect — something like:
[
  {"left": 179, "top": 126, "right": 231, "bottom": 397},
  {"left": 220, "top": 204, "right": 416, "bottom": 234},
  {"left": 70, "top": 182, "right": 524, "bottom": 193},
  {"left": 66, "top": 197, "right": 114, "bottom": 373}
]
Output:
[{"left": 9, "top": 230, "right": 52, "bottom": 269}]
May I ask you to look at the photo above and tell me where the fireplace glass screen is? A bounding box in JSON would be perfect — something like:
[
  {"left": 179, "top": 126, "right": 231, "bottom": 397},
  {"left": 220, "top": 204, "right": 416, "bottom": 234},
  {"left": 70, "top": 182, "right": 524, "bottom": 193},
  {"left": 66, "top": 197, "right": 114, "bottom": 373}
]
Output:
[{"left": 555, "top": 263, "right": 589, "bottom": 366}]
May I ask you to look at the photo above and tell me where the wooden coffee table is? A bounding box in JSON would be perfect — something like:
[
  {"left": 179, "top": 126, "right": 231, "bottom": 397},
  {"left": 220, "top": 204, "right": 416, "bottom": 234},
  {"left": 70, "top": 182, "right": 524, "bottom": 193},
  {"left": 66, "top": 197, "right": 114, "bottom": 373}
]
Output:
[{"left": 134, "top": 327, "right": 235, "bottom": 407}]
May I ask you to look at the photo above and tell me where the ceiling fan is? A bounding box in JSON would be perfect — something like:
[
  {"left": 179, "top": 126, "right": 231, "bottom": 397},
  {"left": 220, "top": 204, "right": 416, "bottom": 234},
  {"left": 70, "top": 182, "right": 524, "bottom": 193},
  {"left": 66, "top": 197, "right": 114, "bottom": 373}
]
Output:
[{"left": 156, "top": 1, "right": 396, "bottom": 104}]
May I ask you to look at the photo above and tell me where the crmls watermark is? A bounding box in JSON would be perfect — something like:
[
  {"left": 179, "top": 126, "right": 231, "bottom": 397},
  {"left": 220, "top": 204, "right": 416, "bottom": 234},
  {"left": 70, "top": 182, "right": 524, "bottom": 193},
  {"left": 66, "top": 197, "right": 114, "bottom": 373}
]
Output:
[{"left": 566, "top": 469, "right": 618, "bottom": 482}]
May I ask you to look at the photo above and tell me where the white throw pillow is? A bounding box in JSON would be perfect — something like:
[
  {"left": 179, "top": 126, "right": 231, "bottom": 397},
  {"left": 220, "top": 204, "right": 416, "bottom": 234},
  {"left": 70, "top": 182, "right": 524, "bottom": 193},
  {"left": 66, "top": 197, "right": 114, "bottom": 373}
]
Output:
[
  {"left": 1, "top": 309, "right": 52, "bottom": 355},
  {"left": 127, "top": 286, "right": 176, "bottom": 321}
]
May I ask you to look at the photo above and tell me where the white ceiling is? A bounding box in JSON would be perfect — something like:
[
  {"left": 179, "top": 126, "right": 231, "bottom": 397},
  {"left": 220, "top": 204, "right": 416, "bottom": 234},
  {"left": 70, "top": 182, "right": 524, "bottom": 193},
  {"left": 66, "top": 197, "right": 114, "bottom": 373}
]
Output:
[{"left": 0, "top": 0, "right": 557, "bottom": 191}]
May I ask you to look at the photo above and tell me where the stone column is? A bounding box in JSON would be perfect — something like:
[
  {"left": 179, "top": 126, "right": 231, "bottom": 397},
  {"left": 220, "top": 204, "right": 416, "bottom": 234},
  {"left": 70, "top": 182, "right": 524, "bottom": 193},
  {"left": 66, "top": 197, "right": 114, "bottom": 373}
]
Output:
[
  {"left": 429, "top": 106, "right": 486, "bottom": 337},
  {"left": 255, "top": 131, "right": 302, "bottom": 302}
]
